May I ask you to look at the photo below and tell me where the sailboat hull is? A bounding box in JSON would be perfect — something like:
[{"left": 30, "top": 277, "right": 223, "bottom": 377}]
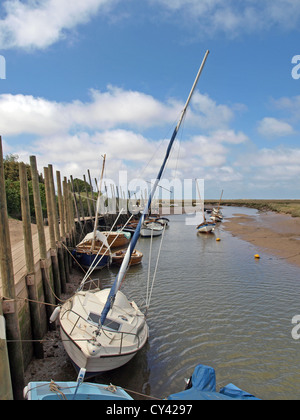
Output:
[
  {"left": 59, "top": 289, "right": 149, "bottom": 376},
  {"left": 60, "top": 326, "right": 143, "bottom": 375},
  {"left": 140, "top": 222, "right": 164, "bottom": 237},
  {"left": 71, "top": 250, "right": 110, "bottom": 269},
  {"left": 197, "top": 223, "right": 215, "bottom": 233}
]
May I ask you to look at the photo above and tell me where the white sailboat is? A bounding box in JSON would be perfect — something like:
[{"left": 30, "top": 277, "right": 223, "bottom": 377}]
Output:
[
  {"left": 57, "top": 50, "right": 210, "bottom": 375},
  {"left": 210, "top": 190, "right": 223, "bottom": 222},
  {"left": 195, "top": 179, "right": 215, "bottom": 233},
  {"left": 140, "top": 221, "right": 164, "bottom": 237}
]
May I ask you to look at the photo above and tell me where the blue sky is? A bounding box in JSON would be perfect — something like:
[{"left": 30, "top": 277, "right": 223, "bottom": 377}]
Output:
[{"left": 1, "top": 0, "right": 300, "bottom": 199}]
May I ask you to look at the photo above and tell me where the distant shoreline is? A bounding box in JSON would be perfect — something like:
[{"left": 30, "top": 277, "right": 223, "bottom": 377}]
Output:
[{"left": 159, "top": 199, "right": 300, "bottom": 218}]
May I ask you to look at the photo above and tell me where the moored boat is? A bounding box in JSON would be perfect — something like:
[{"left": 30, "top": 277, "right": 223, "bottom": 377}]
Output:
[
  {"left": 112, "top": 249, "right": 143, "bottom": 266},
  {"left": 102, "top": 230, "right": 131, "bottom": 248},
  {"left": 140, "top": 221, "right": 164, "bottom": 237},
  {"left": 59, "top": 289, "right": 149, "bottom": 375},
  {"left": 195, "top": 179, "right": 215, "bottom": 233},
  {"left": 24, "top": 368, "right": 133, "bottom": 400},
  {"left": 72, "top": 231, "right": 111, "bottom": 270},
  {"left": 168, "top": 364, "right": 260, "bottom": 401},
  {"left": 155, "top": 217, "right": 170, "bottom": 227}
]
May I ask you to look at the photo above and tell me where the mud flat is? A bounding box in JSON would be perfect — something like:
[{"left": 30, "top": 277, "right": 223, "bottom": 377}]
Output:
[{"left": 223, "top": 211, "right": 300, "bottom": 268}]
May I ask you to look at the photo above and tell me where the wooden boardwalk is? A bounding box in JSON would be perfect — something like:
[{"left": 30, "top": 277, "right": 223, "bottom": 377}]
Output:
[{"left": 0, "top": 225, "right": 51, "bottom": 295}]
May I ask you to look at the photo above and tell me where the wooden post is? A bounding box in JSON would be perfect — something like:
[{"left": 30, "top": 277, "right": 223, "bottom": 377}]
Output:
[
  {"left": 29, "top": 156, "right": 47, "bottom": 259},
  {"left": 83, "top": 174, "right": 93, "bottom": 221},
  {"left": 87, "top": 169, "right": 96, "bottom": 214},
  {"left": 70, "top": 175, "right": 81, "bottom": 222},
  {"left": 57, "top": 171, "right": 69, "bottom": 284},
  {"left": 44, "top": 167, "right": 61, "bottom": 300},
  {"left": 30, "top": 156, "right": 56, "bottom": 324},
  {"left": 19, "top": 162, "right": 44, "bottom": 359},
  {"left": 68, "top": 181, "right": 77, "bottom": 245},
  {"left": 0, "top": 137, "right": 24, "bottom": 399},
  {"left": 48, "top": 165, "right": 60, "bottom": 243},
  {"left": 56, "top": 171, "right": 65, "bottom": 238},
  {"left": 63, "top": 177, "right": 72, "bottom": 274},
  {"left": 0, "top": 305, "right": 13, "bottom": 400},
  {"left": 48, "top": 165, "right": 66, "bottom": 294}
]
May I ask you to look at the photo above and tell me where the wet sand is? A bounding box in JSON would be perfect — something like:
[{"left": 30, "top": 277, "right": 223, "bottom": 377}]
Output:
[{"left": 223, "top": 211, "right": 300, "bottom": 268}]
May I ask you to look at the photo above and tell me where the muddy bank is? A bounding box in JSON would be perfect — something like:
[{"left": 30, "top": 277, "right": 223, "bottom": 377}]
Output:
[{"left": 223, "top": 211, "right": 300, "bottom": 268}]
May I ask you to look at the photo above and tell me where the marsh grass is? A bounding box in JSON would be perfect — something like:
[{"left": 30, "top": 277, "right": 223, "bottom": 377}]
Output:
[{"left": 204, "top": 199, "right": 300, "bottom": 218}]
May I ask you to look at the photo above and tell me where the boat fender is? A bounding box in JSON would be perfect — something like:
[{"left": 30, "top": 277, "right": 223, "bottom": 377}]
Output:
[
  {"left": 23, "top": 386, "right": 29, "bottom": 400},
  {"left": 50, "top": 307, "right": 61, "bottom": 323},
  {"left": 87, "top": 340, "right": 102, "bottom": 356}
]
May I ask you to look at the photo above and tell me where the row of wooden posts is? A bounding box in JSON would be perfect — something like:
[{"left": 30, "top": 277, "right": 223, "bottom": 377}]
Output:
[{"left": 0, "top": 136, "right": 99, "bottom": 400}]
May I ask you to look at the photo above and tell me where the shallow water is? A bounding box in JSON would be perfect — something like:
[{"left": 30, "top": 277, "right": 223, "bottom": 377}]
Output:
[{"left": 87, "top": 207, "right": 300, "bottom": 400}]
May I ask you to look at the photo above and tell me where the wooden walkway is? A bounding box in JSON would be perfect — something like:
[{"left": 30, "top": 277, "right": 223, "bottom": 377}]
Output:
[
  {"left": 0, "top": 226, "right": 51, "bottom": 295},
  {"left": 0, "top": 216, "right": 95, "bottom": 295}
]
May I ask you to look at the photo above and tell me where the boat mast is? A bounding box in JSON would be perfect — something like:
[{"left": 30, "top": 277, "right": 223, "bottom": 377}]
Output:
[
  {"left": 100, "top": 50, "right": 210, "bottom": 326},
  {"left": 196, "top": 178, "right": 205, "bottom": 223},
  {"left": 91, "top": 154, "right": 106, "bottom": 253},
  {"left": 217, "top": 189, "right": 223, "bottom": 213}
]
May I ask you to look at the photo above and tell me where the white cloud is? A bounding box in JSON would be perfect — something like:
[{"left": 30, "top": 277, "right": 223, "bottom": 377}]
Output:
[
  {"left": 149, "top": 0, "right": 300, "bottom": 36},
  {"left": 190, "top": 92, "right": 234, "bottom": 129},
  {"left": 2, "top": 0, "right": 300, "bottom": 51},
  {"left": 0, "top": 87, "right": 249, "bottom": 187},
  {"left": 257, "top": 117, "right": 295, "bottom": 138},
  {"left": 0, "top": 0, "right": 117, "bottom": 50},
  {"left": 234, "top": 146, "right": 300, "bottom": 186},
  {"left": 0, "top": 87, "right": 238, "bottom": 137}
]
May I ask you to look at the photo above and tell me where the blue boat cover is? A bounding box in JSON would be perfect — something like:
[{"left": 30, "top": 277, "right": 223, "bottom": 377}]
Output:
[{"left": 167, "top": 365, "right": 260, "bottom": 400}]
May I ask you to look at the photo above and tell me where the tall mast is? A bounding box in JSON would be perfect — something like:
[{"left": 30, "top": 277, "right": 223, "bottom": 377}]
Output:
[
  {"left": 91, "top": 154, "right": 106, "bottom": 252},
  {"left": 196, "top": 179, "right": 205, "bottom": 222},
  {"left": 100, "top": 50, "right": 210, "bottom": 326}
]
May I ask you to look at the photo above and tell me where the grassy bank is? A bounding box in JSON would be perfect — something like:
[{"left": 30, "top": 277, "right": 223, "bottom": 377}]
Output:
[{"left": 204, "top": 199, "right": 300, "bottom": 218}]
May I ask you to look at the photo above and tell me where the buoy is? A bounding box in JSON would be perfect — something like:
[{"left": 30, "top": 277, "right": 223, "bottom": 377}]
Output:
[
  {"left": 216, "top": 238, "right": 221, "bottom": 242},
  {"left": 50, "top": 306, "right": 61, "bottom": 323},
  {"left": 254, "top": 254, "right": 260, "bottom": 259}
]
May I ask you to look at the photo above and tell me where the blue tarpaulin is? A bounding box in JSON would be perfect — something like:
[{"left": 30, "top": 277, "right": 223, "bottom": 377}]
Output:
[{"left": 167, "top": 365, "right": 260, "bottom": 400}]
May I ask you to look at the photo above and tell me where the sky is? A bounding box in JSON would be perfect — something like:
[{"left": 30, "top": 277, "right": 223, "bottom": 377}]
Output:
[{"left": 0, "top": 0, "right": 300, "bottom": 199}]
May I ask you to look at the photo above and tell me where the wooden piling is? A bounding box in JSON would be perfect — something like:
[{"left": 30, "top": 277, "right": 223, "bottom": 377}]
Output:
[
  {"left": 48, "top": 165, "right": 66, "bottom": 294},
  {"left": 0, "top": 304, "right": 13, "bottom": 400},
  {"left": 63, "top": 178, "right": 73, "bottom": 274},
  {"left": 44, "top": 167, "right": 61, "bottom": 300},
  {"left": 0, "top": 136, "right": 24, "bottom": 400},
  {"left": 57, "top": 171, "right": 70, "bottom": 285},
  {"left": 56, "top": 171, "right": 65, "bottom": 238},
  {"left": 19, "top": 162, "right": 44, "bottom": 359},
  {"left": 30, "top": 156, "right": 56, "bottom": 322},
  {"left": 83, "top": 174, "right": 93, "bottom": 220}
]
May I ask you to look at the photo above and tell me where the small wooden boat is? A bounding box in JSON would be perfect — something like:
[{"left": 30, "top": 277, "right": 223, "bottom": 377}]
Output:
[
  {"left": 140, "top": 221, "right": 164, "bottom": 237},
  {"left": 112, "top": 249, "right": 143, "bottom": 266},
  {"left": 155, "top": 217, "right": 169, "bottom": 227},
  {"left": 210, "top": 190, "right": 223, "bottom": 222},
  {"left": 197, "top": 221, "right": 216, "bottom": 233},
  {"left": 72, "top": 231, "right": 111, "bottom": 270},
  {"left": 102, "top": 230, "right": 131, "bottom": 248},
  {"left": 72, "top": 247, "right": 110, "bottom": 270},
  {"left": 119, "top": 220, "right": 139, "bottom": 234},
  {"left": 195, "top": 179, "right": 215, "bottom": 233}
]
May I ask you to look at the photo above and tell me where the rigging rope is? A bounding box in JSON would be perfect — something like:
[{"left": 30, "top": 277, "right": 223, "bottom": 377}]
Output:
[{"left": 146, "top": 224, "right": 166, "bottom": 310}]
